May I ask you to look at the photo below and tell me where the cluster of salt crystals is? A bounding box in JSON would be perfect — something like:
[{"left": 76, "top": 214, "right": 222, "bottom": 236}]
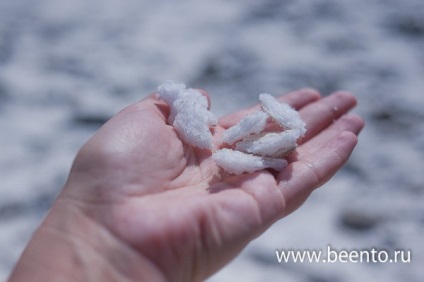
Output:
[
  {"left": 157, "top": 81, "right": 306, "bottom": 175},
  {"left": 157, "top": 81, "right": 217, "bottom": 149},
  {"left": 212, "top": 93, "right": 306, "bottom": 175},
  {"left": 211, "top": 149, "right": 287, "bottom": 175}
]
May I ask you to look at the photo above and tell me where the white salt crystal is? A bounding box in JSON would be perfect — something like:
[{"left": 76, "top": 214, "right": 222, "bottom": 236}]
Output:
[
  {"left": 235, "top": 129, "right": 299, "bottom": 157},
  {"left": 172, "top": 89, "right": 217, "bottom": 127},
  {"left": 157, "top": 80, "right": 186, "bottom": 105},
  {"left": 173, "top": 96, "right": 216, "bottom": 149},
  {"left": 221, "top": 111, "right": 269, "bottom": 145},
  {"left": 157, "top": 81, "right": 217, "bottom": 149},
  {"left": 259, "top": 93, "right": 306, "bottom": 137},
  {"left": 157, "top": 80, "right": 185, "bottom": 124},
  {"left": 212, "top": 149, "right": 288, "bottom": 175}
]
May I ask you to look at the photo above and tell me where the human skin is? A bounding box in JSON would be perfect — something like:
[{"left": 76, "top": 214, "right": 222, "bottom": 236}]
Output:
[{"left": 8, "top": 88, "right": 364, "bottom": 282}]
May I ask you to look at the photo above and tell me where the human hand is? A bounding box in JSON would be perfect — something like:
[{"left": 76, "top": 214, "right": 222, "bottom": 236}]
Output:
[{"left": 9, "top": 88, "right": 363, "bottom": 282}]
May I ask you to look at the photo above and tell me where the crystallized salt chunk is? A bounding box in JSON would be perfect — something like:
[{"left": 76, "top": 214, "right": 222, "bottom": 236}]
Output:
[
  {"left": 172, "top": 89, "right": 217, "bottom": 126},
  {"left": 221, "top": 111, "right": 269, "bottom": 145},
  {"left": 259, "top": 93, "right": 306, "bottom": 137},
  {"left": 157, "top": 80, "right": 186, "bottom": 105},
  {"left": 157, "top": 81, "right": 217, "bottom": 149},
  {"left": 157, "top": 81, "right": 186, "bottom": 124},
  {"left": 212, "top": 149, "right": 288, "bottom": 175},
  {"left": 173, "top": 94, "right": 217, "bottom": 149},
  {"left": 235, "top": 129, "right": 299, "bottom": 157}
]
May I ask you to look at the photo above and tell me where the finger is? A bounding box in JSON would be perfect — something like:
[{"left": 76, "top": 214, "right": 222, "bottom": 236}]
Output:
[
  {"left": 289, "top": 113, "right": 364, "bottom": 161},
  {"left": 298, "top": 91, "right": 357, "bottom": 144},
  {"left": 219, "top": 88, "right": 321, "bottom": 129},
  {"left": 115, "top": 93, "right": 170, "bottom": 123},
  {"left": 196, "top": 89, "right": 212, "bottom": 109},
  {"left": 278, "top": 131, "right": 358, "bottom": 216}
]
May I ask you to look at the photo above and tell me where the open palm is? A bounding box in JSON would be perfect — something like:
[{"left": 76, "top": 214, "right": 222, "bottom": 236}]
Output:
[{"left": 60, "top": 89, "right": 363, "bottom": 281}]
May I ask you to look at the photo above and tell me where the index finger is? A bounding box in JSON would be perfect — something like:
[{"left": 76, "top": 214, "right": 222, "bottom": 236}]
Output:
[{"left": 219, "top": 88, "right": 321, "bottom": 129}]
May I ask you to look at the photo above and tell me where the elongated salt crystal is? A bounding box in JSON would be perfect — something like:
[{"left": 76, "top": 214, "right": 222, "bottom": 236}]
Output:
[
  {"left": 221, "top": 111, "right": 269, "bottom": 145},
  {"left": 157, "top": 81, "right": 217, "bottom": 149},
  {"left": 212, "top": 149, "right": 287, "bottom": 175},
  {"left": 235, "top": 129, "right": 299, "bottom": 157},
  {"left": 157, "top": 80, "right": 186, "bottom": 105},
  {"left": 259, "top": 93, "right": 306, "bottom": 137}
]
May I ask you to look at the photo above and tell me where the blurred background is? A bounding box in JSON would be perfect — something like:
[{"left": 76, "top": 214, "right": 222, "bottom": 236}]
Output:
[{"left": 1, "top": 0, "right": 423, "bottom": 281}]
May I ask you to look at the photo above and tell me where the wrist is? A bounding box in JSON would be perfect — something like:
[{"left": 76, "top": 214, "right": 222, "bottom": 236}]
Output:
[{"left": 9, "top": 194, "right": 166, "bottom": 282}]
